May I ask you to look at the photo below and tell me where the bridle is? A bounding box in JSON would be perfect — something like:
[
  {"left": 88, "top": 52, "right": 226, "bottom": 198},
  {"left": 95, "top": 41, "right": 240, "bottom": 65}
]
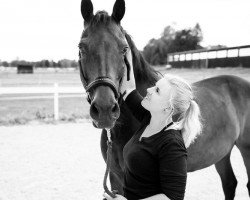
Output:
[
  {"left": 78, "top": 37, "right": 132, "bottom": 199},
  {"left": 78, "top": 51, "right": 131, "bottom": 104}
]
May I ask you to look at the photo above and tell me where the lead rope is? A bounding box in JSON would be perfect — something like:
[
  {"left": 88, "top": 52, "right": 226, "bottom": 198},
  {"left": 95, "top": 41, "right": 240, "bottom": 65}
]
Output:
[{"left": 103, "top": 129, "right": 117, "bottom": 199}]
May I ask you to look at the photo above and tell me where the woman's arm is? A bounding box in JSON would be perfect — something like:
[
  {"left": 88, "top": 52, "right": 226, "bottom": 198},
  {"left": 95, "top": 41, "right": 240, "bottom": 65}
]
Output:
[
  {"left": 124, "top": 90, "right": 150, "bottom": 122},
  {"left": 140, "top": 193, "right": 170, "bottom": 200},
  {"left": 103, "top": 193, "right": 170, "bottom": 200},
  {"left": 158, "top": 136, "right": 187, "bottom": 200}
]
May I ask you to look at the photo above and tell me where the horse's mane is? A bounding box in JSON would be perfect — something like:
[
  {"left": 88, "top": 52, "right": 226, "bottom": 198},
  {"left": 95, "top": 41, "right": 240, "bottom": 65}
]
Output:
[
  {"left": 124, "top": 32, "right": 158, "bottom": 84},
  {"left": 88, "top": 11, "right": 159, "bottom": 85}
]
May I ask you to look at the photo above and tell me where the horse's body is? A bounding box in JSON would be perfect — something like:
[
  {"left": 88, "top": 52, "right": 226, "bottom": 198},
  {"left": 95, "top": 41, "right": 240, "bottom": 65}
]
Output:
[
  {"left": 101, "top": 55, "right": 250, "bottom": 200},
  {"left": 79, "top": 1, "right": 250, "bottom": 199}
]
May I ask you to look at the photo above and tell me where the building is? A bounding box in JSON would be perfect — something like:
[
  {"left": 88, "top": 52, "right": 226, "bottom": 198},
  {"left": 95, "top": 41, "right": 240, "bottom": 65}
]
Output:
[
  {"left": 17, "top": 64, "right": 34, "bottom": 74},
  {"left": 167, "top": 45, "right": 250, "bottom": 68}
]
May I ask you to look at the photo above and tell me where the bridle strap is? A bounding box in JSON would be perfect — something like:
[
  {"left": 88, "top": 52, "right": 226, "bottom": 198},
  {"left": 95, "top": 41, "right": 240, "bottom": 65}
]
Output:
[
  {"left": 78, "top": 44, "right": 132, "bottom": 104},
  {"left": 85, "top": 77, "right": 119, "bottom": 99},
  {"left": 124, "top": 55, "right": 131, "bottom": 81}
]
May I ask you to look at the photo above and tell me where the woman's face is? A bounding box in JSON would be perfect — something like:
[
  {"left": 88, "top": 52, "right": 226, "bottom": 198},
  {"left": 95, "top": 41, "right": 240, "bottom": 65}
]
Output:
[{"left": 141, "top": 78, "right": 173, "bottom": 113}]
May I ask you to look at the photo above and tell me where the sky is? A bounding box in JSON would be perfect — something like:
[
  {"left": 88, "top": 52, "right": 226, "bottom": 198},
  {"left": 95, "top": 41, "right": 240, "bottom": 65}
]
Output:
[{"left": 0, "top": 0, "right": 250, "bottom": 61}]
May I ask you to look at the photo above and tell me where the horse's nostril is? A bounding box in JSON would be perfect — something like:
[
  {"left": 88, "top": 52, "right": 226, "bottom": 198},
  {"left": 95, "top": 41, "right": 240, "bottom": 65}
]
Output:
[{"left": 91, "top": 102, "right": 99, "bottom": 117}]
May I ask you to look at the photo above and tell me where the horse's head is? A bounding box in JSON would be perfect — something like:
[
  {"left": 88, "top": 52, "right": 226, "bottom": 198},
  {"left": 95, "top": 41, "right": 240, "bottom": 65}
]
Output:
[{"left": 79, "top": 0, "right": 130, "bottom": 129}]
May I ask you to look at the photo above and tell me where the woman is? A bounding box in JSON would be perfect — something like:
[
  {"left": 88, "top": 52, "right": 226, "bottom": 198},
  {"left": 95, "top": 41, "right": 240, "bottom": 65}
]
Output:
[{"left": 104, "top": 51, "right": 202, "bottom": 200}]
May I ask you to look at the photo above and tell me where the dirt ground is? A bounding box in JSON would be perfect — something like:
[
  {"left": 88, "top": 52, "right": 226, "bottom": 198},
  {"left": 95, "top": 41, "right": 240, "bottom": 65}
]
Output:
[{"left": 0, "top": 122, "right": 249, "bottom": 200}]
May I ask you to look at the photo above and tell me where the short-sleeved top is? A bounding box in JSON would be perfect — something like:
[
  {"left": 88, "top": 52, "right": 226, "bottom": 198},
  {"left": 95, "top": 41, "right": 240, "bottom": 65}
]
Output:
[{"left": 123, "top": 90, "right": 187, "bottom": 200}]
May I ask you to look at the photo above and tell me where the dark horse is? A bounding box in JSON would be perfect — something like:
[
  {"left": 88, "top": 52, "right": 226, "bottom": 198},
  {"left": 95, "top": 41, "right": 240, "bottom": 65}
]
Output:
[{"left": 78, "top": 0, "right": 250, "bottom": 199}]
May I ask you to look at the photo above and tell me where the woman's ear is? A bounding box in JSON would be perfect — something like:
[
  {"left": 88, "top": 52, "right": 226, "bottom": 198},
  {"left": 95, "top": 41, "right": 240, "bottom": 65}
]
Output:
[{"left": 164, "top": 106, "right": 174, "bottom": 115}]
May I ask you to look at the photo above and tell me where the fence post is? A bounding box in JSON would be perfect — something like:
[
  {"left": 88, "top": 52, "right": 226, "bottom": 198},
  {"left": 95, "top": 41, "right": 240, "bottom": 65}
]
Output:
[{"left": 54, "top": 83, "right": 59, "bottom": 120}]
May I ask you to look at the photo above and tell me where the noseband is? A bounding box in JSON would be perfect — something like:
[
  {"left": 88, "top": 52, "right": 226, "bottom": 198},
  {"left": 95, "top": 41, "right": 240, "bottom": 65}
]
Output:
[
  {"left": 85, "top": 76, "right": 119, "bottom": 103},
  {"left": 79, "top": 54, "right": 131, "bottom": 104}
]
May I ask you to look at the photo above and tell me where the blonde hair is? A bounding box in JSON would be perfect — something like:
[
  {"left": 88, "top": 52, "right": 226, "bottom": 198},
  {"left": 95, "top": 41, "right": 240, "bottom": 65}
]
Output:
[{"left": 164, "top": 74, "right": 202, "bottom": 148}]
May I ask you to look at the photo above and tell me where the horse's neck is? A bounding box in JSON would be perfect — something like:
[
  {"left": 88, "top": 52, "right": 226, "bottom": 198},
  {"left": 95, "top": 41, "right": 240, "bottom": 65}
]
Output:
[
  {"left": 134, "top": 57, "right": 157, "bottom": 94},
  {"left": 115, "top": 34, "right": 158, "bottom": 138},
  {"left": 135, "top": 80, "right": 151, "bottom": 97},
  {"left": 118, "top": 51, "right": 156, "bottom": 119},
  {"left": 125, "top": 32, "right": 158, "bottom": 95},
  {"left": 115, "top": 77, "right": 154, "bottom": 144}
]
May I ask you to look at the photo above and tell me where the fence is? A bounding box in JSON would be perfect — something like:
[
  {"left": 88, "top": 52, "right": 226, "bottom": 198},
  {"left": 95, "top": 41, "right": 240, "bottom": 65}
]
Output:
[
  {"left": 167, "top": 45, "right": 250, "bottom": 68},
  {"left": 0, "top": 83, "right": 86, "bottom": 120}
]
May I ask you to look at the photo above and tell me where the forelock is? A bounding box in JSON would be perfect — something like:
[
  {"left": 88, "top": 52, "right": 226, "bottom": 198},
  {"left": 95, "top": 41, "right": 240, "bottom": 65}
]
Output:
[{"left": 90, "top": 11, "right": 112, "bottom": 27}]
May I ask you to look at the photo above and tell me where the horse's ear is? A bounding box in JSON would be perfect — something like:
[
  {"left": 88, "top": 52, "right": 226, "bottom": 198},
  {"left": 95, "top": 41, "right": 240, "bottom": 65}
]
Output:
[
  {"left": 111, "top": 0, "right": 125, "bottom": 24},
  {"left": 81, "top": 0, "right": 94, "bottom": 24}
]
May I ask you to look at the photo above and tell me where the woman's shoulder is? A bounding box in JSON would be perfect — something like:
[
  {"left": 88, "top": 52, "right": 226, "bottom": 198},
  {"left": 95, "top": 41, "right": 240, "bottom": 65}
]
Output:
[
  {"left": 162, "top": 129, "right": 182, "bottom": 141},
  {"left": 158, "top": 129, "right": 187, "bottom": 152}
]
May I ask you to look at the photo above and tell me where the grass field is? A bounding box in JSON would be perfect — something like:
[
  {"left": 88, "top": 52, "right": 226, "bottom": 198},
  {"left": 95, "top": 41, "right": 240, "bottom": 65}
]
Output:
[{"left": 0, "top": 67, "right": 250, "bottom": 125}]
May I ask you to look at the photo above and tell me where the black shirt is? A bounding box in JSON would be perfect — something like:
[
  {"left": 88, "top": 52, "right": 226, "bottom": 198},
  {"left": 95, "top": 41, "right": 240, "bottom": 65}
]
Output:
[{"left": 123, "top": 90, "right": 187, "bottom": 200}]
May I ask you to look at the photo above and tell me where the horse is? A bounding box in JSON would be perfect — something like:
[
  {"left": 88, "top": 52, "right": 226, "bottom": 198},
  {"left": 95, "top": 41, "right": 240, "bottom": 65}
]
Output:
[{"left": 78, "top": 0, "right": 250, "bottom": 199}]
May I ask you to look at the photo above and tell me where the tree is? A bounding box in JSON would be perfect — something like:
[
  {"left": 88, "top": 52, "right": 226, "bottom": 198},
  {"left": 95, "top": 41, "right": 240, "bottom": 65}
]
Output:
[
  {"left": 44, "top": 60, "right": 50, "bottom": 68},
  {"left": 172, "top": 23, "right": 203, "bottom": 52},
  {"left": 142, "top": 23, "right": 204, "bottom": 65},
  {"left": 1, "top": 61, "right": 9, "bottom": 67}
]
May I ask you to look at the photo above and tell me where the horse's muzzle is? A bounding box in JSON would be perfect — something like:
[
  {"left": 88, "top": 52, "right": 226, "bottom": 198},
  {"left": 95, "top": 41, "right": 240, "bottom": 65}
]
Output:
[
  {"left": 90, "top": 96, "right": 120, "bottom": 129},
  {"left": 92, "top": 118, "right": 117, "bottom": 129}
]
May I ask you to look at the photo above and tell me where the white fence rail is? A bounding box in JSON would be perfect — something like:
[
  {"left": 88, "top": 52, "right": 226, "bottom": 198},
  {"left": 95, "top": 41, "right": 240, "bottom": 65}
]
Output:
[{"left": 0, "top": 83, "right": 86, "bottom": 120}]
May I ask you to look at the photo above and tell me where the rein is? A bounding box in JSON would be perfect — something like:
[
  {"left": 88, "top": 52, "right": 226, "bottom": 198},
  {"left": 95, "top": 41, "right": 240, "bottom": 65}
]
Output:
[
  {"left": 103, "top": 129, "right": 117, "bottom": 199},
  {"left": 101, "top": 55, "right": 131, "bottom": 199}
]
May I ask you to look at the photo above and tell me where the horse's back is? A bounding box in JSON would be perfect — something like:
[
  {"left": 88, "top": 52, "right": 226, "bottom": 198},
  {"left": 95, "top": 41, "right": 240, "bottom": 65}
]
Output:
[
  {"left": 211, "top": 76, "right": 250, "bottom": 149},
  {"left": 195, "top": 75, "right": 250, "bottom": 97},
  {"left": 187, "top": 75, "right": 250, "bottom": 171},
  {"left": 195, "top": 75, "right": 250, "bottom": 128}
]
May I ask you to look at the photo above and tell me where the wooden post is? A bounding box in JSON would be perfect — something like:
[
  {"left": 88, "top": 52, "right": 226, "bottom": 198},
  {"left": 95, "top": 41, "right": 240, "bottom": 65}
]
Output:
[
  {"left": 205, "top": 53, "right": 209, "bottom": 69},
  {"left": 54, "top": 83, "right": 59, "bottom": 120}
]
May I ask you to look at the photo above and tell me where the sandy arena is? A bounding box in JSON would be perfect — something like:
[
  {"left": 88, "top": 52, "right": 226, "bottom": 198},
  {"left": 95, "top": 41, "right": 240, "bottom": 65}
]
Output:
[{"left": 0, "top": 122, "right": 248, "bottom": 200}]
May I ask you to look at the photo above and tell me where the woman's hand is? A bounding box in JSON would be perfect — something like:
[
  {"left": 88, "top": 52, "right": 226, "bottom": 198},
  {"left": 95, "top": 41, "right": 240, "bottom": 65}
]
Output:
[
  {"left": 120, "top": 48, "right": 136, "bottom": 96},
  {"left": 103, "top": 193, "right": 127, "bottom": 200}
]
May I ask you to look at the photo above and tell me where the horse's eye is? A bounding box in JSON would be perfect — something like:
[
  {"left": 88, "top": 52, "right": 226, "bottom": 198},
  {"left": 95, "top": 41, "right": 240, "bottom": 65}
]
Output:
[
  {"left": 79, "top": 49, "right": 86, "bottom": 58},
  {"left": 121, "top": 47, "right": 128, "bottom": 55}
]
